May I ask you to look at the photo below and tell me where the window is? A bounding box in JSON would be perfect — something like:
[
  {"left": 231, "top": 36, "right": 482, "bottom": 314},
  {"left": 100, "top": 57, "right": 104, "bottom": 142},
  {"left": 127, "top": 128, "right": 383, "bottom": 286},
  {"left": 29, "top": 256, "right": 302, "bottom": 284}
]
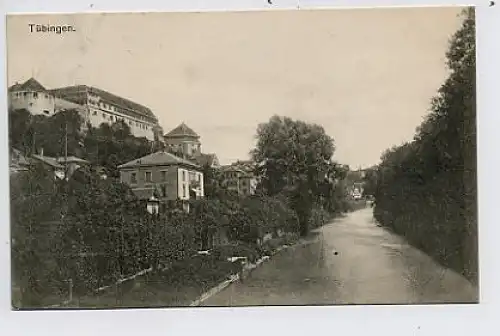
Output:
[
  {"left": 183, "top": 184, "right": 187, "bottom": 198},
  {"left": 182, "top": 170, "right": 186, "bottom": 181},
  {"left": 93, "top": 111, "right": 97, "bottom": 116},
  {"left": 43, "top": 110, "right": 50, "bottom": 115},
  {"left": 23, "top": 92, "right": 28, "bottom": 97},
  {"left": 130, "top": 172, "right": 137, "bottom": 184},
  {"left": 160, "top": 171, "right": 167, "bottom": 182},
  {"left": 102, "top": 113, "right": 106, "bottom": 118},
  {"left": 145, "top": 171, "right": 152, "bottom": 183},
  {"left": 33, "top": 92, "right": 38, "bottom": 98},
  {"left": 45, "top": 94, "right": 49, "bottom": 99},
  {"left": 161, "top": 185, "right": 167, "bottom": 197},
  {"left": 198, "top": 174, "right": 201, "bottom": 182}
]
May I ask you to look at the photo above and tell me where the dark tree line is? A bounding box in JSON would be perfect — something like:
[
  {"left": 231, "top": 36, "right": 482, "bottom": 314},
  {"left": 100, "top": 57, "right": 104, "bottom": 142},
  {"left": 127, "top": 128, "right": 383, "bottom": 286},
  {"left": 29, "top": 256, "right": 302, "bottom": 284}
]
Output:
[{"left": 374, "top": 8, "right": 477, "bottom": 283}]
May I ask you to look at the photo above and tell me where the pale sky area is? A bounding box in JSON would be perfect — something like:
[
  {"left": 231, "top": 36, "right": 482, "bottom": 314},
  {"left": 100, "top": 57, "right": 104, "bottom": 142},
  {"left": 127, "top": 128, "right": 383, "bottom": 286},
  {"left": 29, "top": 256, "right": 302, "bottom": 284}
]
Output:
[{"left": 6, "top": 7, "right": 464, "bottom": 167}]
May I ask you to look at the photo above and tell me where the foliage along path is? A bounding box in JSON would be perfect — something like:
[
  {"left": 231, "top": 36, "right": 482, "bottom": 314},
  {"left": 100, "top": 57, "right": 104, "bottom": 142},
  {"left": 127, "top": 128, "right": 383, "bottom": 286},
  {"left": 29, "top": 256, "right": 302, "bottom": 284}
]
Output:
[{"left": 200, "top": 208, "right": 478, "bottom": 306}]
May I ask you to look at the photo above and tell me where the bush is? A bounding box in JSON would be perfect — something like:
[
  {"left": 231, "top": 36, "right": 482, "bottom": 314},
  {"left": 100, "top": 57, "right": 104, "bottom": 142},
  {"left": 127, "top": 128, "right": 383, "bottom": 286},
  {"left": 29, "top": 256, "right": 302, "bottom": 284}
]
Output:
[
  {"left": 260, "top": 232, "right": 300, "bottom": 255},
  {"left": 308, "top": 206, "right": 331, "bottom": 230},
  {"left": 146, "top": 255, "right": 240, "bottom": 291}
]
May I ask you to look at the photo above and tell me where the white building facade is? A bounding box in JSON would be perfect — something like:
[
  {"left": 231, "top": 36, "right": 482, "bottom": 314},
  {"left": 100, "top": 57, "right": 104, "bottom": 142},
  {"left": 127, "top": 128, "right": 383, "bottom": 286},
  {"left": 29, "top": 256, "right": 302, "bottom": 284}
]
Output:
[{"left": 9, "top": 78, "right": 162, "bottom": 141}]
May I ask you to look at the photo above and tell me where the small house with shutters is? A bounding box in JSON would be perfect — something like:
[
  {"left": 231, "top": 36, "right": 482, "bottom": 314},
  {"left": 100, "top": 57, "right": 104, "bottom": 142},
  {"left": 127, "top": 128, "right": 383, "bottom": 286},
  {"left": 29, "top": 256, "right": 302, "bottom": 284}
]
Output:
[{"left": 118, "top": 150, "right": 204, "bottom": 210}]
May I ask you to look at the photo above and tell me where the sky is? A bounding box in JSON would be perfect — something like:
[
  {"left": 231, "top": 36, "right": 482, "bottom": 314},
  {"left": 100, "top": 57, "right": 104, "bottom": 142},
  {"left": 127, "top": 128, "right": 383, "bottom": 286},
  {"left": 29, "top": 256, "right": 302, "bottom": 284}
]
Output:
[{"left": 6, "top": 7, "right": 464, "bottom": 168}]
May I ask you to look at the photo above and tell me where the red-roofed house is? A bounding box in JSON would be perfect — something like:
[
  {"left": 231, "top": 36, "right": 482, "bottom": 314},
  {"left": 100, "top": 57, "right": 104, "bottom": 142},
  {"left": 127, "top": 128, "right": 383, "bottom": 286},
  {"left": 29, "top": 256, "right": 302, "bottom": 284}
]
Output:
[{"left": 118, "top": 150, "right": 204, "bottom": 205}]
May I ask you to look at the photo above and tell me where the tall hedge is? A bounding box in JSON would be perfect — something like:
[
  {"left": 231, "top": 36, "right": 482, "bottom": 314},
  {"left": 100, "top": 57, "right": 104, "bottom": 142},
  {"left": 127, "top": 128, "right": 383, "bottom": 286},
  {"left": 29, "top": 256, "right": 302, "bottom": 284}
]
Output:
[{"left": 374, "top": 8, "right": 477, "bottom": 283}]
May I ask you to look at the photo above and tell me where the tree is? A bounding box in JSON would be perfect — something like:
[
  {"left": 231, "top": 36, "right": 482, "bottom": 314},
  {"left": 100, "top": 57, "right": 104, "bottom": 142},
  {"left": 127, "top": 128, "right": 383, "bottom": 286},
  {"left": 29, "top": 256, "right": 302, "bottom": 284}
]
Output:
[
  {"left": 9, "top": 108, "right": 85, "bottom": 158},
  {"left": 201, "top": 164, "right": 230, "bottom": 199},
  {"left": 10, "top": 163, "right": 65, "bottom": 307},
  {"left": 374, "top": 8, "right": 477, "bottom": 282},
  {"left": 361, "top": 166, "right": 378, "bottom": 196},
  {"left": 83, "top": 121, "right": 152, "bottom": 177},
  {"left": 9, "top": 108, "right": 33, "bottom": 153},
  {"left": 251, "top": 115, "right": 336, "bottom": 236}
]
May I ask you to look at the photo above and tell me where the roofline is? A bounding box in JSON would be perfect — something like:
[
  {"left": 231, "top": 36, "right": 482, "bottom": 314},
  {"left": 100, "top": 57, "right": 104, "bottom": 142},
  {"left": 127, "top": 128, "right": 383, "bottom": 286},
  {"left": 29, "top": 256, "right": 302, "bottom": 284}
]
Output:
[
  {"left": 31, "top": 155, "right": 64, "bottom": 169},
  {"left": 163, "top": 134, "right": 200, "bottom": 139},
  {"left": 49, "top": 84, "right": 158, "bottom": 122},
  {"left": 118, "top": 161, "right": 202, "bottom": 170}
]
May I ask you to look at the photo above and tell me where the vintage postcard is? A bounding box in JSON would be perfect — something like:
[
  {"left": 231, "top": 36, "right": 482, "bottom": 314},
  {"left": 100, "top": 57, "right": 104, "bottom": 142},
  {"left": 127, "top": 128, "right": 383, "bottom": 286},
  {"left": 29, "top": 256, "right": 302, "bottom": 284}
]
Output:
[{"left": 7, "top": 7, "right": 478, "bottom": 310}]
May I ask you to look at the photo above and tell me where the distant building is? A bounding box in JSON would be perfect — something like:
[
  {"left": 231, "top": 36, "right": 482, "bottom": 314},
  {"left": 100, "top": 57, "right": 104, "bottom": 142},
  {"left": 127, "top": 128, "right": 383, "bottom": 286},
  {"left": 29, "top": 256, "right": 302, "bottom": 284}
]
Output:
[
  {"left": 221, "top": 160, "right": 258, "bottom": 196},
  {"left": 50, "top": 84, "right": 160, "bottom": 141},
  {"left": 164, "top": 122, "right": 220, "bottom": 168},
  {"left": 10, "top": 147, "right": 90, "bottom": 180},
  {"left": 8, "top": 78, "right": 162, "bottom": 141},
  {"left": 118, "top": 150, "right": 204, "bottom": 206},
  {"left": 164, "top": 123, "right": 202, "bottom": 157}
]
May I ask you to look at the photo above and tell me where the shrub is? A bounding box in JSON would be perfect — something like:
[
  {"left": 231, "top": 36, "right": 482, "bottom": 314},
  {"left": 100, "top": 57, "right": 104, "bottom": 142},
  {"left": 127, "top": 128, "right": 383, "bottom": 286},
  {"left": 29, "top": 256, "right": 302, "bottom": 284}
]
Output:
[{"left": 308, "top": 206, "right": 331, "bottom": 230}]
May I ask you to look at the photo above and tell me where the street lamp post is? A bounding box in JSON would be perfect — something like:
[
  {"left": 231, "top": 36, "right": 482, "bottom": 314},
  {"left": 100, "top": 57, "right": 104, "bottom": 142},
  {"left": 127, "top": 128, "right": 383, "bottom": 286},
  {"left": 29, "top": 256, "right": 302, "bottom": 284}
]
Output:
[{"left": 147, "top": 195, "right": 160, "bottom": 215}]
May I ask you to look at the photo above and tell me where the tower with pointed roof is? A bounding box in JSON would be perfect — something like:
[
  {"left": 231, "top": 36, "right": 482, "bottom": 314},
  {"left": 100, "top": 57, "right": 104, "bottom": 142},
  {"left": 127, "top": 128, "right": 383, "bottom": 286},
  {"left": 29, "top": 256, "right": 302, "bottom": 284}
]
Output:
[{"left": 163, "top": 122, "right": 202, "bottom": 158}]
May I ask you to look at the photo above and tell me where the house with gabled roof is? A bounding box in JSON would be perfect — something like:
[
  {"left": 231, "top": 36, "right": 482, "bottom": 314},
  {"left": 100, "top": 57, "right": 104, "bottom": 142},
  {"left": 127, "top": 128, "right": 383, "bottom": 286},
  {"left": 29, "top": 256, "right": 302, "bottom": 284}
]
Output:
[
  {"left": 10, "top": 147, "right": 90, "bottom": 180},
  {"left": 117, "top": 150, "right": 204, "bottom": 206}
]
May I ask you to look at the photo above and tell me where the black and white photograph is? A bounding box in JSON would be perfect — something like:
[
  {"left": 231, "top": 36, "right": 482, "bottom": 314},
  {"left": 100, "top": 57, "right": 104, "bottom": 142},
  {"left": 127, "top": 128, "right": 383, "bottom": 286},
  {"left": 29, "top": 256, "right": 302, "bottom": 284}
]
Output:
[{"left": 6, "top": 6, "right": 478, "bottom": 309}]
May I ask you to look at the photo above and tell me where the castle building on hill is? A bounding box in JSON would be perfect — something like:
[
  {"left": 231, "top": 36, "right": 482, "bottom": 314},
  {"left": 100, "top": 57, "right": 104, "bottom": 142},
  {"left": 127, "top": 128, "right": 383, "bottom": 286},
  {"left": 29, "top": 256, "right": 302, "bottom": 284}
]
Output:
[{"left": 8, "top": 77, "right": 163, "bottom": 141}]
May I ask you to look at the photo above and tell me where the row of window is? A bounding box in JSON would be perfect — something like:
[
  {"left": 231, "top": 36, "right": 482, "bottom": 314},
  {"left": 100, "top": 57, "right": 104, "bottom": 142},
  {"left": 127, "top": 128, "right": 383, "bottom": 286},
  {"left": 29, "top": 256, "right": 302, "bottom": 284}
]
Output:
[
  {"left": 88, "top": 99, "right": 149, "bottom": 122},
  {"left": 181, "top": 170, "right": 201, "bottom": 182},
  {"left": 130, "top": 171, "right": 167, "bottom": 184},
  {"left": 13, "top": 91, "right": 51, "bottom": 99},
  {"left": 92, "top": 110, "right": 151, "bottom": 130},
  {"left": 128, "top": 170, "right": 201, "bottom": 187}
]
